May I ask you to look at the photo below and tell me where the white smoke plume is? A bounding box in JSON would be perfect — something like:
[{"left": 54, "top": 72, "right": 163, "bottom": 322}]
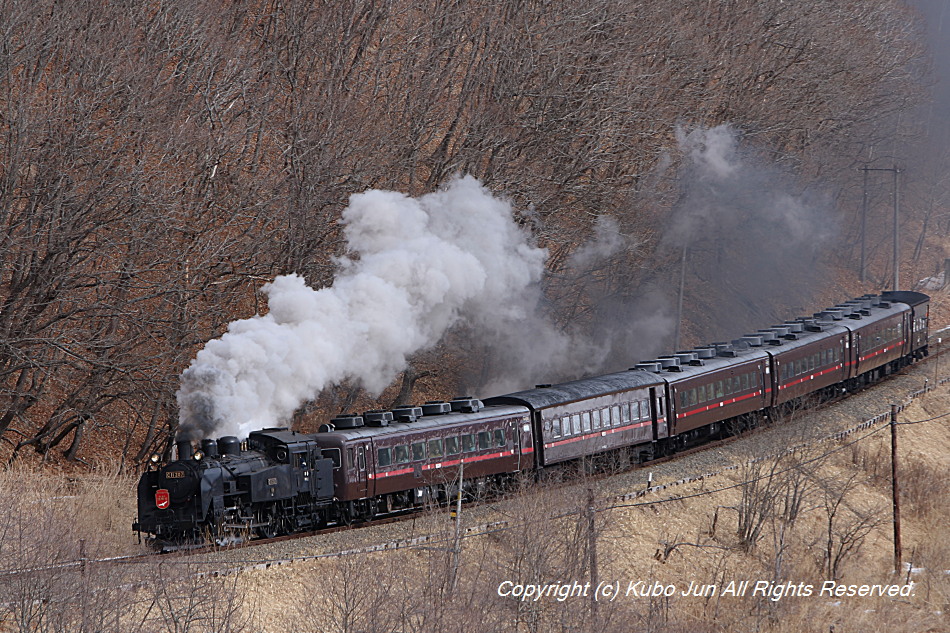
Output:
[{"left": 176, "top": 176, "right": 548, "bottom": 440}]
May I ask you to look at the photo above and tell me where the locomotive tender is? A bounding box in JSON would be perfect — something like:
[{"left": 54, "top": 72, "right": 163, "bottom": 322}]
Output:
[{"left": 135, "top": 291, "right": 929, "bottom": 545}]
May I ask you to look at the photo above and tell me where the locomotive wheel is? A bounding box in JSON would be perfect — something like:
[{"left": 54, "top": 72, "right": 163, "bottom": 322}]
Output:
[{"left": 255, "top": 508, "right": 279, "bottom": 539}]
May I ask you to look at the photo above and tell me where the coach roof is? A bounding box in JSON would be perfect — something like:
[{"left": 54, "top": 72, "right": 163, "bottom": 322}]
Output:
[{"left": 483, "top": 370, "right": 665, "bottom": 410}]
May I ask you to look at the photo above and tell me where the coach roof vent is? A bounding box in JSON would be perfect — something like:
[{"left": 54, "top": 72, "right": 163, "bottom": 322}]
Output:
[
  {"left": 331, "top": 414, "right": 364, "bottom": 429},
  {"left": 363, "top": 410, "right": 393, "bottom": 427},
  {"left": 633, "top": 362, "right": 663, "bottom": 372},
  {"left": 421, "top": 401, "right": 452, "bottom": 416},
  {"left": 739, "top": 335, "right": 763, "bottom": 347},
  {"left": 784, "top": 321, "right": 804, "bottom": 332},
  {"left": 675, "top": 352, "right": 697, "bottom": 364},
  {"left": 757, "top": 330, "right": 781, "bottom": 345},
  {"left": 713, "top": 343, "right": 738, "bottom": 357},
  {"left": 694, "top": 347, "right": 716, "bottom": 360},
  {"left": 391, "top": 406, "right": 423, "bottom": 422},
  {"left": 656, "top": 356, "right": 682, "bottom": 371},
  {"left": 843, "top": 301, "right": 871, "bottom": 316},
  {"left": 835, "top": 305, "right": 854, "bottom": 318},
  {"left": 451, "top": 397, "right": 483, "bottom": 413}
]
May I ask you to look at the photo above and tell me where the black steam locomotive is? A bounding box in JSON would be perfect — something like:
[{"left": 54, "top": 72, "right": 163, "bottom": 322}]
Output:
[
  {"left": 134, "top": 430, "right": 335, "bottom": 543},
  {"left": 135, "top": 291, "right": 930, "bottom": 546}
]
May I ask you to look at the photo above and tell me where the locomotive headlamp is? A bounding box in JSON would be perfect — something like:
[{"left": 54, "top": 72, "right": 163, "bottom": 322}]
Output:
[
  {"left": 193, "top": 451, "right": 203, "bottom": 461},
  {"left": 150, "top": 454, "right": 160, "bottom": 464}
]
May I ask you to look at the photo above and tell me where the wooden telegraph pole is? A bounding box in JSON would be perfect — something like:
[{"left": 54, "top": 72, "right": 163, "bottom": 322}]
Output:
[
  {"left": 890, "top": 404, "right": 903, "bottom": 574},
  {"left": 586, "top": 487, "right": 599, "bottom": 623}
]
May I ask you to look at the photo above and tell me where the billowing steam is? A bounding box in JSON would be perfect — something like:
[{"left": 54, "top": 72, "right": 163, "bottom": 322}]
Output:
[{"left": 176, "top": 176, "right": 548, "bottom": 440}]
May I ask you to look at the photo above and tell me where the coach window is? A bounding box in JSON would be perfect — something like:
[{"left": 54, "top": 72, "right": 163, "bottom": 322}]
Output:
[
  {"left": 687, "top": 388, "right": 696, "bottom": 406},
  {"left": 715, "top": 380, "right": 724, "bottom": 399},
  {"left": 347, "top": 448, "right": 355, "bottom": 469},
  {"left": 552, "top": 419, "right": 561, "bottom": 438},
  {"left": 377, "top": 448, "right": 392, "bottom": 468},
  {"left": 592, "top": 410, "right": 601, "bottom": 429},
  {"left": 639, "top": 399, "right": 648, "bottom": 420},
  {"left": 581, "top": 412, "right": 591, "bottom": 433},
  {"left": 394, "top": 445, "right": 410, "bottom": 464},
  {"left": 609, "top": 406, "right": 619, "bottom": 426},
  {"left": 462, "top": 434, "right": 476, "bottom": 453},
  {"left": 411, "top": 442, "right": 426, "bottom": 461},
  {"left": 570, "top": 414, "right": 580, "bottom": 434},
  {"left": 494, "top": 428, "right": 506, "bottom": 447},
  {"left": 627, "top": 401, "right": 638, "bottom": 421},
  {"left": 429, "top": 438, "right": 444, "bottom": 459},
  {"left": 616, "top": 404, "right": 627, "bottom": 425},
  {"left": 478, "top": 431, "right": 491, "bottom": 450},
  {"left": 446, "top": 436, "right": 461, "bottom": 455}
]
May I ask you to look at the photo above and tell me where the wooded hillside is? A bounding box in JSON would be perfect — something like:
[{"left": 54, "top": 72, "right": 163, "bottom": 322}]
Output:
[{"left": 0, "top": 0, "right": 942, "bottom": 465}]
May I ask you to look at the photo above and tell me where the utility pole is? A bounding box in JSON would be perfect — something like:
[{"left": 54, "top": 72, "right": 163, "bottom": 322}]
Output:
[
  {"left": 674, "top": 244, "right": 687, "bottom": 350},
  {"left": 861, "top": 168, "right": 868, "bottom": 282},
  {"left": 890, "top": 404, "right": 903, "bottom": 574},
  {"left": 586, "top": 487, "right": 599, "bottom": 623},
  {"left": 450, "top": 460, "right": 464, "bottom": 594},
  {"left": 892, "top": 165, "right": 901, "bottom": 291},
  {"left": 860, "top": 165, "right": 902, "bottom": 290}
]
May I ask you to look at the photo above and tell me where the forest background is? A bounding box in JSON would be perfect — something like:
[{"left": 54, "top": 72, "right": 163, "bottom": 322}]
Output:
[{"left": 1, "top": 0, "right": 949, "bottom": 466}]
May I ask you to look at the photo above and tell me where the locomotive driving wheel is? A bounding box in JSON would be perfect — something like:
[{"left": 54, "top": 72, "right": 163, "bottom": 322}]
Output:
[{"left": 255, "top": 506, "right": 279, "bottom": 539}]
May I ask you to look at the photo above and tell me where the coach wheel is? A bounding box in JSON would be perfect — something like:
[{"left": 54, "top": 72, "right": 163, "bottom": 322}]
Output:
[{"left": 339, "top": 501, "right": 356, "bottom": 526}]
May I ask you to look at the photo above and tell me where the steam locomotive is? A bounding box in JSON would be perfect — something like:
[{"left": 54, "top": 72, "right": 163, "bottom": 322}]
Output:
[{"left": 134, "top": 291, "right": 929, "bottom": 546}]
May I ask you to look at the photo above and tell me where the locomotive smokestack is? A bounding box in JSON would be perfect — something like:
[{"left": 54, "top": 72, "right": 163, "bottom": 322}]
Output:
[{"left": 176, "top": 439, "right": 194, "bottom": 461}]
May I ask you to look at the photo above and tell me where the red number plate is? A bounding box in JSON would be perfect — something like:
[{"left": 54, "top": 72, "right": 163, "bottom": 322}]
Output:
[{"left": 155, "top": 489, "right": 170, "bottom": 509}]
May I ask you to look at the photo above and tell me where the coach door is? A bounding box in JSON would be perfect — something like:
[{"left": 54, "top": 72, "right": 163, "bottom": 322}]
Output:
[
  {"left": 353, "top": 442, "right": 370, "bottom": 498},
  {"left": 519, "top": 416, "right": 536, "bottom": 470}
]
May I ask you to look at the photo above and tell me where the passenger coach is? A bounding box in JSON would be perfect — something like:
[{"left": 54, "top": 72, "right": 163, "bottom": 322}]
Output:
[
  {"left": 485, "top": 370, "right": 668, "bottom": 466},
  {"left": 311, "top": 398, "right": 532, "bottom": 522}
]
